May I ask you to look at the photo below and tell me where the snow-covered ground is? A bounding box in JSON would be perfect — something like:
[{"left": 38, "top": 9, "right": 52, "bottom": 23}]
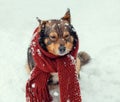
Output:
[{"left": 0, "top": 0, "right": 120, "bottom": 102}]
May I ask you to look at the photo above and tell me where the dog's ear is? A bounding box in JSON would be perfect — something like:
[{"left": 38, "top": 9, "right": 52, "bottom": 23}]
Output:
[
  {"left": 61, "top": 8, "right": 71, "bottom": 23},
  {"left": 36, "top": 17, "right": 48, "bottom": 32},
  {"left": 36, "top": 17, "right": 48, "bottom": 26},
  {"left": 36, "top": 17, "right": 41, "bottom": 24}
]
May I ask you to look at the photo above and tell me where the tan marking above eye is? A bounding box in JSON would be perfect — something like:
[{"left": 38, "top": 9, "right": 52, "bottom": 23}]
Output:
[{"left": 49, "top": 32, "right": 58, "bottom": 41}]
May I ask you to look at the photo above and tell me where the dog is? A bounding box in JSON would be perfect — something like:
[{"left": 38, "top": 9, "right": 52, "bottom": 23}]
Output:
[{"left": 26, "top": 9, "right": 90, "bottom": 88}]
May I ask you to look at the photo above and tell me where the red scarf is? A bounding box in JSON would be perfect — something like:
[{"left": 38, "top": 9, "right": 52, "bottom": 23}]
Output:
[{"left": 26, "top": 27, "right": 82, "bottom": 102}]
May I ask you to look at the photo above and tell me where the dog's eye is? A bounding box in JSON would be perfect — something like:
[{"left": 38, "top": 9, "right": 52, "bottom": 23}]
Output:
[
  {"left": 49, "top": 36, "right": 57, "bottom": 41},
  {"left": 49, "top": 32, "right": 58, "bottom": 41},
  {"left": 64, "top": 34, "right": 70, "bottom": 39}
]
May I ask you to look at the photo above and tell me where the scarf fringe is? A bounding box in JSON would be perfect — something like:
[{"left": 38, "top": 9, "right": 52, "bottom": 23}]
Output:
[{"left": 26, "top": 67, "right": 52, "bottom": 102}]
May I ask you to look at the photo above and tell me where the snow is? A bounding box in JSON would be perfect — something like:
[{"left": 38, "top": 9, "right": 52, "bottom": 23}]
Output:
[
  {"left": 53, "top": 91, "right": 59, "bottom": 97},
  {"left": 0, "top": 0, "right": 120, "bottom": 102},
  {"left": 67, "top": 54, "right": 76, "bottom": 65},
  {"left": 37, "top": 49, "right": 41, "bottom": 56},
  {"left": 64, "top": 23, "right": 69, "bottom": 26},
  {"left": 31, "top": 83, "right": 35, "bottom": 88}
]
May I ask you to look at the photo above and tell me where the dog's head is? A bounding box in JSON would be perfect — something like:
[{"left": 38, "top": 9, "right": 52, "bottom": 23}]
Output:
[{"left": 38, "top": 9, "right": 78, "bottom": 56}]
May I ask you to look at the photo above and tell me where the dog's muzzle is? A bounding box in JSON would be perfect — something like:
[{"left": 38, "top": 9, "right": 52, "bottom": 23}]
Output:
[
  {"left": 58, "top": 45, "right": 67, "bottom": 56},
  {"left": 59, "top": 46, "right": 66, "bottom": 53}
]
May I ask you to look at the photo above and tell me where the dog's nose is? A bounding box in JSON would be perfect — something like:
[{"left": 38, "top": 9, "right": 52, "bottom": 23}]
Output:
[{"left": 59, "top": 46, "right": 66, "bottom": 53}]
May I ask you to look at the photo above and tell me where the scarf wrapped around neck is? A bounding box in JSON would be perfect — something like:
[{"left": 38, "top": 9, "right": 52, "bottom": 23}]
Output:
[{"left": 26, "top": 27, "right": 82, "bottom": 102}]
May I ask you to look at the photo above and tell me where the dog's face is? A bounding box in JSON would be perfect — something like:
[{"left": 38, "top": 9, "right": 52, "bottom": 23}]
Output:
[
  {"left": 38, "top": 9, "right": 77, "bottom": 56},
  {"left": 43, "top": 20, "right": 74, "bottom": 56}
]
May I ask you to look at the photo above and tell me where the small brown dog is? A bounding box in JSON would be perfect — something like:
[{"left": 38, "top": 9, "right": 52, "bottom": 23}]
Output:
[{"left": 26, "top": 9, "right": 90, "bottom": 86}]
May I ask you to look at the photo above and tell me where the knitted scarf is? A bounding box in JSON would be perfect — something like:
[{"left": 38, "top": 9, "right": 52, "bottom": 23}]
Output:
[{"left": 26, "top": 27, "right": 82, "bottom": 102}]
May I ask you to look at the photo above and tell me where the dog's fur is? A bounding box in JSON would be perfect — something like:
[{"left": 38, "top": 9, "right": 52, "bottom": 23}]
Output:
[{"left": 26, "top": 9, "right": 90, "bottom": 87}]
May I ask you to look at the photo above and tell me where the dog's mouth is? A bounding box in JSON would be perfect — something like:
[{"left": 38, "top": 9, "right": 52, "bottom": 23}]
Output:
[{"left": 58, "top": 50, "right": 67, "bottom": 56}]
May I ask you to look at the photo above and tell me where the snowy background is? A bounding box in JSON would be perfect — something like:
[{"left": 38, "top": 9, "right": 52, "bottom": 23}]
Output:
[{"left": 0, "top": 0, "right": 120, "bottom": 102}]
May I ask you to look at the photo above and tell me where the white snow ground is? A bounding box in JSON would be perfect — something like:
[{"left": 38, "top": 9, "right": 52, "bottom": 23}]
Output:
[{"left": 0, "top": 0, "right": 120, "bottom": 102}]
